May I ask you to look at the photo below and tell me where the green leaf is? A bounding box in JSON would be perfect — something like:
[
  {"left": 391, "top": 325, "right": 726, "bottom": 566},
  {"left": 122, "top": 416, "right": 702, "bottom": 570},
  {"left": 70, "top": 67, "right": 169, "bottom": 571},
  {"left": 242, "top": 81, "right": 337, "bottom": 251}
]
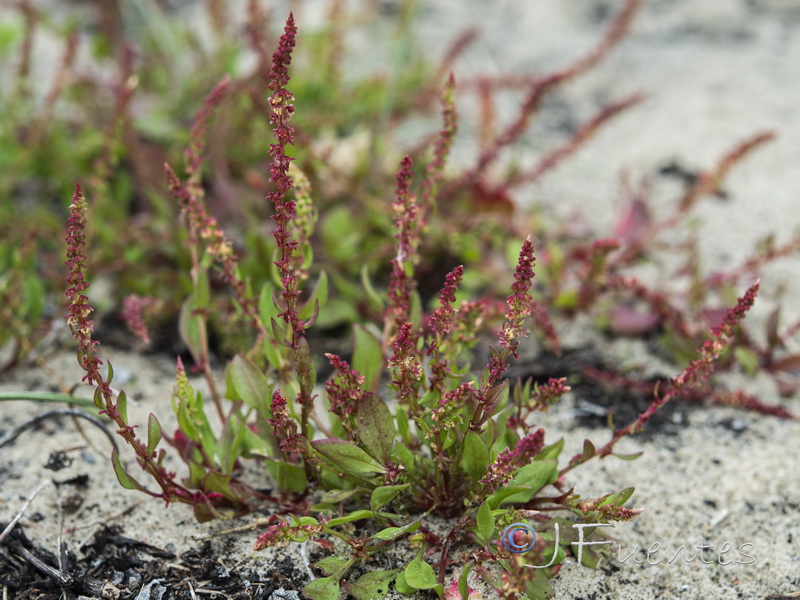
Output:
[
  {"left": 304, "top": 576, "right": 340, "bottom": 600},
  {"left": 117, "top": 390, "right": 128, "bottom": 424},
  {"left": 395, "top": 443, "right": 414, "bottom": 469},
  {"left": 21, "top": 274, "right": 44, "bottom": 322},
  {"left": 195, "top": 266, "right": 211, "bottom": 309},
  {"left": 258, "top": 282, "right": 279, "bottom": 325},
  {"left": 360, "top": 265, "right": 385, "bottom": 312},
  {"left": 203, "top": 471, "right": 238, "bottom": 502},
  {"left": 503, "top": 460, "right": 558, "bottom": 504},
  {"left": 353, "top": 324, "right": 383, "bottom": 391},
  {"left": 228, "top": 354, "right": 270, "bottom": 412},
  {"left": 146, "top": 413, "right": 162, "bottom": 456},
  {"left": 537, "top": 438, "right": 564, "bottom": 461},
  {"left": 314, "top": 556, "right": 351, "bottom": 577},
  {"left": 326, "top": 510, "right": 374, "bottom": 527},
  {"left": 300, "top": 270, "right": 329, "bottom": 320},
  {"left": 600, "top": 487, "right": 635, "bottom": 507},
  {"left": 458, "top": 563, "right": 474, "bottom": 600},
  {"left": 462, "top": 430, "right": 489, "bottom": 481},
  {"left": 93, "top": 387, "right": 104, "bottom": 410},
  {"left": 370, "top": 484, "right": 410, "bottom": 512},
  {"left": 554, "top": 289, "right": 578, "bottom": 310},
  {"left": 313, "top": 439, "right": 386, "bottom": 477},
  {"left": 344, "top": 570, "right": 399, "bottom": 600},
  {"left": 395, "top": 406, "right": 410, "bottom": 443},
  {"left": 404, "top": 555, "right": 438, "bottom": 590},
  {"left": 486, "top": 486, "right": 531, "bottom": 510},
  {"left": 474, "top": 501, "right": 494, "bottom": 545},
  {"left": 319, "top": 489, "right": 359, "bottom": 504},
  {"left": 484, "top": 379, "right": 509, "bottom": 415},
  {"left": 265, "top": 460, "right": 308, "bottom": 493},
  {"left": 111, "top": 447, "right": 147, "bottom": 492},
  {"left": 611, "top": 451, "right": 643, "bottom": 461},
  {"left": 295, "top": 336, "right": 316, "bottom": 399},
  {"left": 734, "top": 347, "right": 760, "bottom": 377},
  {"left": 179, "top": 296, "right": 204, "bottom": 363},
  {"left": 357, "top": 393, "right": 395, "bottom": 463},
  {"left": 394, "top": 572, "right": 414, "bottom": 595},
  {"left": 579, "top": 438, "right": 595, "bottom": 462},
  {"left": 371, "top": 519, "right": 420, "bottom": 541}
]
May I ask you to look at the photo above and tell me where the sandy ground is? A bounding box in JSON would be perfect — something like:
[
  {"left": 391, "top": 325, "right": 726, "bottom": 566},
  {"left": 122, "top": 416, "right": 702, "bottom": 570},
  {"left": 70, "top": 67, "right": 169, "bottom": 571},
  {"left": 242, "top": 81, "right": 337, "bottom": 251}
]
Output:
[{"left": 2, "top": 0, "right": 800, "bottom": 599}]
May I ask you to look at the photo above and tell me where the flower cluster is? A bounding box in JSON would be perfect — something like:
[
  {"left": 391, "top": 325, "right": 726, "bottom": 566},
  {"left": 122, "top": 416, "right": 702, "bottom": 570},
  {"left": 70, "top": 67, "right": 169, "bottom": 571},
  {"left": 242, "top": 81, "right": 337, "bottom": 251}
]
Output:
[
  {"left": 426, "top": 265, "right": 464, "bottom": 391},
  {"left": 268, "top": 390, "right": 306, "bottom": 456},
  {"left": 671, "top": 280, "right": 760, "bottom": 394},
  {"left": 65, "top": 184, "right": 103, "bottom": 383},
  {"left": 530, "top": 377, "right": 570, "bottom": 410},
  {"left": 254, "top": 518, "right": 323, "bottom": 551},
  {"left": 386, "top": 156, "right": 421, "bottom": 335},
  {"left": 481, "top": 429, "right": 545, "bottom": 493},
  {"left": 122, "top": 294, "right": 157, "bottom": 345},
  {"left": 389, "top": 322, "right": 423, "bottom": 408},
  {"left": 431, "top": 382, "right": 476, "bottom": 433},
  {"left": 324, "top": 354, "right": 365, "bottom": 426},
  {"left": 267, "top": 13, "right": 302, "bottom": 341},
  {"left": 185, "top": 75, "right": 231, "bottom": 192},
  {"left": 420, "top": 74, "right": 458, "bottom": 219},
  {"left": 576, "top": 497, "right": 643, "bottom": 522},
  {"left": 427, "top": 265, "right": 463, "bottom": 340},
  {"left": 499, "top": 236, "right": 536, "bottom": 355}
]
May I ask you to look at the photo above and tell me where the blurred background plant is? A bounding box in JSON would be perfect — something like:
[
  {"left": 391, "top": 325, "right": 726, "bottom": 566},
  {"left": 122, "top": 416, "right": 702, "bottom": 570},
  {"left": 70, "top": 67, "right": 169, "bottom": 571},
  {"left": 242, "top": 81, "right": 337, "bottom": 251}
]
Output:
[{"left": 1, "top": 0, "right": 797, "bottom": 414}]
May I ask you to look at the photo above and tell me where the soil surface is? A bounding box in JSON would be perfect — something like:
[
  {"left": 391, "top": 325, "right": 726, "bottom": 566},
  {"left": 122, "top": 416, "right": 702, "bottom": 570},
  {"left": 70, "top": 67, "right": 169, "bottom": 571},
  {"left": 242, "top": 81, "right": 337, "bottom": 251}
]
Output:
[{"left": 3, "top": 1, "right": 800, "bottom": 599}]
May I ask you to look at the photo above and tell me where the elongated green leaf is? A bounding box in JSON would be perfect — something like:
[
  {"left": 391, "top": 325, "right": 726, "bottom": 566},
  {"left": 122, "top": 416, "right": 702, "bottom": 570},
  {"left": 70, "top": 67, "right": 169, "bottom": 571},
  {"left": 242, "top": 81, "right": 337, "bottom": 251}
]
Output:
[
  {"left": 304, "top": 576, "right": 339, "bottom": 600},
  {"left": 312, "top": 439, "right": 386, "bottom": 476},
  {"left": 370, "top": 483, "right": 410, "bottom": 512},
  {"left": 178, "top": 296, "right": 204, "bottom": 363},
  {"left": 462, "top": 430, "right": 489, "bottom": 481},
  {"left": 93, "top": 387, "right": 104, "bottom": 410},
  {"left": 295, "top": 336, "right": 316, "bottom": 399},
  {"left": 195, "top": 266, "right": 211, "bottom": 309},
  {"left": 300, "top": 270, "right": 328, "bottom": 320},
  {"left": 117, "top": 390, "right": 128, "bottom": 424},
  {"left": 266, "top": 460, "right": 308, "bottom": 493},
  {"left": 395, "top": 406, "right": 410, "bottom": 443},
  {"left": 537, "top": 438, "right": 564, "bottom": 461},
  {"left": 404, "top": 555, "right": 438, "bottom": 590},
  {"left": 599, "top": 487, "right": 635, "bottom": 507},
  {"left": 475, "top": 501, "right": 494, "bottom": 545},
  {"left": 611, "top": 451, "right": 643, "bottom": 461},
  {"left": 395, "top": 443, "right": 414, "bottom": 469},
  {"left": 228, "top": 354, "right": 270, "bottom": 412},
  {"left": 344, "top": 569, "right": 399, "bottom": 600},
  {"left": 458, "top": 563, "right": 474, "bottom": 600},
  {"left": 487, "top": 486, "right": 531, "bottom": 510},
  {"left": 371, "top": 519, "right": 420, "bottom": 541},
  {"left": 360, "top": 265, "right": 385, "bottom": 312},
  {"left": 353, "top": 324, "right": 382, "bottom": 391},
  {"left": 111, "top": 447, "right": 147, "bottom": 492},
  {"left": 357, "top": 393, "right": 395, "bottom": 464},
  {"left": 146, "top": 413, "right": 162, "bottom": 456},
  {"left": 326, "top": 510, "right": 375, "bottom": 527},
  {"left": 503, "top": 460, "right": 558, "bottom": 504},
  {"left": 319, "top": 489, "right": 359, "bottom": 504},
  {"left": 580, "top": 438, "right": 595, "bottom": 462}
]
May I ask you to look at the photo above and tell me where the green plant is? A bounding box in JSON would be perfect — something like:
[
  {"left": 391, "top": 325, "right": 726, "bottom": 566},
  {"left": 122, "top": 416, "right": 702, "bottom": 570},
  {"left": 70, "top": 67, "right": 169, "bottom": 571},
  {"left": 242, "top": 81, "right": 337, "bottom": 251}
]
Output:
[{"left": 54, "top": 13, "right": 765, "bottom": 600}]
